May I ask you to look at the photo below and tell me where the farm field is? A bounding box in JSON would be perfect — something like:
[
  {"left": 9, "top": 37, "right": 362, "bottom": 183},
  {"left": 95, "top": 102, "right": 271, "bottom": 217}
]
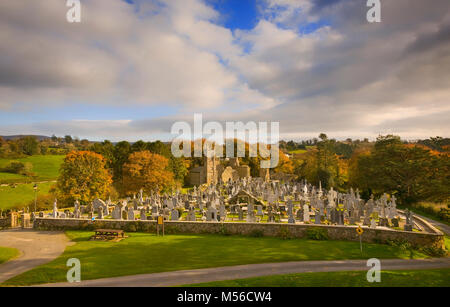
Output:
[
  {"left": 0, "top": 155, "right": 64, "bottom": 184},
  {"left": 0, "top": 181, "right": 55, "bottom": 210}
]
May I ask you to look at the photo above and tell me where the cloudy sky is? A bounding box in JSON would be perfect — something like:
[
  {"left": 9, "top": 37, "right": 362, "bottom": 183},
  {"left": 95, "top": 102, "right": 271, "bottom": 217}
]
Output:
[{"left": 0, "top": 0, "right": 449, "bottom": 141}]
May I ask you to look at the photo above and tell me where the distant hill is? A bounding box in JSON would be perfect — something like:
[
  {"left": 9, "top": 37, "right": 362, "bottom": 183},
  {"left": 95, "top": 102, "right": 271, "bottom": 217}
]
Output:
[{"left": 0, "top": 135, "right": 51, "bottom": 141}]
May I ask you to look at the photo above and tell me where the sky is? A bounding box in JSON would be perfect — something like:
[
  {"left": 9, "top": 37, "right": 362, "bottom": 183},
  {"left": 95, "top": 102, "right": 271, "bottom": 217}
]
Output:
[{"left": 0, "top": 0, "right": 449, "bottom": 142}]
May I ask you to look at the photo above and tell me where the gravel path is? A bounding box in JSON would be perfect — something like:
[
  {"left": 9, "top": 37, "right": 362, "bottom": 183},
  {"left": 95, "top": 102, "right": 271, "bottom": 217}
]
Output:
[{"left": 0, "top": 229, "right": 72, "bottom": 283}]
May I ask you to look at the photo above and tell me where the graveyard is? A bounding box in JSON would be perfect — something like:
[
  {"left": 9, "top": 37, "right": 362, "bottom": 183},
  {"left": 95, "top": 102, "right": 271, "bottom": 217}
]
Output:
[{"left": 29, "top": 177, "right": 445, "bottom": 249}]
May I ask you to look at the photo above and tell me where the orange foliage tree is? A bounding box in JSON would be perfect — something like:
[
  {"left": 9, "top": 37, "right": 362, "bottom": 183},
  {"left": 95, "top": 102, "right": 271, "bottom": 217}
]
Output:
[
  {"left": 57, "top": 151, "right": 112, "bottom": 205},
  {"left": 122, "top": 151, "right": 175, "bottom": 195}
]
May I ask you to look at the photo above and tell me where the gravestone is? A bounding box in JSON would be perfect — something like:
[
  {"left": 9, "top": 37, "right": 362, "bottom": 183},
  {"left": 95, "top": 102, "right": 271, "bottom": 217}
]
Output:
[
  {"left": 303, "top": 204, "right": 310, "bottom": 222},
  {"left": 206, "top": 207, "right": 218, "bottom": 222},
  {"left": 140, "top": 208, "right": 147, "bottom": 221},
  {"left": 314, "top": 210, "right": 321, "bottom": 225},
  {"left": 187, "top": 209, "right": 196, "bottom": 221},
  {"left": 128, "top": 207, "right": 135, "bottom": 221},
  {"left": 296, "top": 208, "right": 303, "bottom": 222},
  {"left": 171, "top": 209, "right": 179, "bottom": 221}
]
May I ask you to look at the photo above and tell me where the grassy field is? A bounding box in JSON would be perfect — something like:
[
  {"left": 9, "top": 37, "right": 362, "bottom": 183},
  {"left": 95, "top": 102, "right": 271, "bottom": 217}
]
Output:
[
  {"left": 288, "top": 149, "right": 307, "bottom": 154},
  {"left": 0, "top": 181, "right": 55, "bottom": 210},
  {"left": 0, "top": 155, "right": 64, "bottom": 184},
  {"left": 0, "top": 247, "right": 19, "bottom": 265},
  {"left": 184, "top": 269, "right": 450, "bottom": 287},
  {"left": 3, "top": 231, "right": 430, "bottom": 286}
]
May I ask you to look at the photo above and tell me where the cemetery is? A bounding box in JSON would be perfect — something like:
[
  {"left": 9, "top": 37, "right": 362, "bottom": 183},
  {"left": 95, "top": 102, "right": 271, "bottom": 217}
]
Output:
[{"left": 22, "top": 177, "right": 444, "bottom": 249}]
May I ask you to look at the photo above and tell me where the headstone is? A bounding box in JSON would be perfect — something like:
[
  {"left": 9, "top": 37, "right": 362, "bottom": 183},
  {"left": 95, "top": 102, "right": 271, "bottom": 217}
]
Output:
[
  {"left": 187, "top": 209, "right": 196, "bottom": 221},
  {"left": 128, "top": 208, "right": 135, "bottom": 220},
  {"left": 370, "top": 218, "right": 377, "bottom": 229},
  {"left": 296, "top": 208, "right": 303, "bottom": 222},
  {"left": 206, "top": 206, "right": 218, "bottom": 222},
  {"left": 314, "top": 210, "right": 321, "bottom": 224},
  {"left": 140, "top": 208, "right": 147, "bottom": 221},
  {"left": 303, "top": 204, "right": 310, "bottom": 222},
  {"left": 171, "top": 209, "right": 179, "bottom": 221}
]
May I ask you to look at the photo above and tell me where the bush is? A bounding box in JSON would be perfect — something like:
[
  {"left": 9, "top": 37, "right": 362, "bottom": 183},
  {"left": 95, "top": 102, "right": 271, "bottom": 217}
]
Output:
[
  {"left": 26, "top": 194, "right": 55, "bottom": 211},
  {"left": 1, "top": 161, "right": 34, "bottom": 176},
  {"left": 386, "top": 239, "right": 412, "bottom": 250},
  {"left": 419, "top": 246, "right": 447, "bottom": 257},
  {"left": 306, "top": 227, "right": 329, "bottom": 240}
]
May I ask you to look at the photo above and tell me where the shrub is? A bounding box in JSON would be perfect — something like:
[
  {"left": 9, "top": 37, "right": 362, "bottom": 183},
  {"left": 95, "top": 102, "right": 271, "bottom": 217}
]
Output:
[
  {"left": 26, "top": 194, "right": 55, "bottom": 211},
  {"left": 2, "top": 161, "right": 34, "bottom": 176},
  {"left": 306, "top": 227, "right": 329, "bottom": 240},
  {"left": 419, "top": 246, "right": 447, "bottom": 257}
]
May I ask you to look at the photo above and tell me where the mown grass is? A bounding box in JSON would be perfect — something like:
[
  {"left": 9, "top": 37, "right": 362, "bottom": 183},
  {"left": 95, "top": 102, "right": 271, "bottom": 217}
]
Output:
[
  {"left": 0, "top": 247, "right": 20, "bottom": 265},
  {"left": 3, "top": 231, "right": 429, "bottom": 286},
  {"left": 0, "top": 155, "right": 64, "bottom": 184},
  {"left": 184, "top": 269, "right": 450, "bottom": 287},
  {"left": 0, "top": 181, "right": 55, "bottom": 210}
]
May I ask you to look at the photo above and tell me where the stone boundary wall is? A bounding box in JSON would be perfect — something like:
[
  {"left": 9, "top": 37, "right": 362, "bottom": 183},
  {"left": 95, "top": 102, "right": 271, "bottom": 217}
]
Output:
[
  {"left": 0, "top": 217, "right": 8, "bottom": 229},
  {"left": 33, "top": 218, "right": 445, "bottom": 249}
]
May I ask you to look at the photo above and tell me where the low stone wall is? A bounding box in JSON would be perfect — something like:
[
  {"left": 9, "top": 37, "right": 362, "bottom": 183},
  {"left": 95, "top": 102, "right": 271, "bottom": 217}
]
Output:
[
  {"left": 33, "top": 218, "right": 445, "bottom": 249},
  {"left": 0, "top": 218, "right": 8, "bottom": 229}
]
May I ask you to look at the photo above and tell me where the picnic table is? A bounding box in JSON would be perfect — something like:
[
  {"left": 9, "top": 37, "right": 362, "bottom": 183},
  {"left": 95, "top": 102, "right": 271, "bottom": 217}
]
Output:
[{"left": 91, "top": 229, "right": 125, "bottom": 241}]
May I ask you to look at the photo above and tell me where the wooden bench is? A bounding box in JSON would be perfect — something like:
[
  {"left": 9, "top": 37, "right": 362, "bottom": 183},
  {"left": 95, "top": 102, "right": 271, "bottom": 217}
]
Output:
[{"left": 91, "top": 229, "right": 126, "bottom": 241}]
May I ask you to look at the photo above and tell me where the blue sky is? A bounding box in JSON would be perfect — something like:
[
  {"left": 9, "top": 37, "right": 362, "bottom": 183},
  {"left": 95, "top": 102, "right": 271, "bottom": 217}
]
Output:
[
  {"left": 0, "top": 0, "right": 449, "bottom": 141},
  {"left": 206, "top": 0, "right": 259, "bottom": 30}
]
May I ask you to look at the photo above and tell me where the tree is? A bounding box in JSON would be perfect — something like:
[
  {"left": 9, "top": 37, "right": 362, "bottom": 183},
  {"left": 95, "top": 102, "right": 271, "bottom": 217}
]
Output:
[
  {"left": 122, "top": 151, "right": 174, "bottom": 195},
  {"left": 56, "top": 151, "right": 112, "bottom": 205},
  {"left": 274, "top": 150, "right": 294, "bottom": 174},
  {"left": 64, "top": 135, "right": 73, "bottom": 144},
  {"left": 18, "top": 136, "right": 39, "bottom": 155},
  {"left": 111, "top": 141, "right": 131, "bottom": 192},
  {"left": 131, "top": 140, "right": 148, "bottom": 152},
  {"left": 348, "top": 135, "right": 449, "bottom": 204}
]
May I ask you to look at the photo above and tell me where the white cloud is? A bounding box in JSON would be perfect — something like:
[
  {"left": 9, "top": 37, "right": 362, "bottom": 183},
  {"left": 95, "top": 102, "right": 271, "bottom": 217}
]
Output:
[{"left": 0, "top": 0, "right": 449, "bottom": 140}]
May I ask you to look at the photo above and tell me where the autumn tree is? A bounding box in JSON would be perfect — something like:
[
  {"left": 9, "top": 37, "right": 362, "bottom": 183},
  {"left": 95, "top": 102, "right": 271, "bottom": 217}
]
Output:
[
  {"left": 122, "top": 151, "right": 174, "bottom": 195},
  {"left": 274, "top": 150, "right": 294, "bottom": 174},
  {"left": 56, "top": 151, "right": 112, "bottom": 205},
  {"left": 348, "top": 135, "right": 449, "bottom": 204}
]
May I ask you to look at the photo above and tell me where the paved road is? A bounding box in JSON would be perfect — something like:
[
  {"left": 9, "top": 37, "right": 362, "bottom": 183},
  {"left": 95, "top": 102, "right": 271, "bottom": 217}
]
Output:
[
  {"left": 414, "top": 214, "right": 450, "bottom": 236},
  {"left": 40, "top": 258, "right": 450, "bottom": 287},
  {"left": 0, "top": 229, "right": 72, "bottom": 283}
]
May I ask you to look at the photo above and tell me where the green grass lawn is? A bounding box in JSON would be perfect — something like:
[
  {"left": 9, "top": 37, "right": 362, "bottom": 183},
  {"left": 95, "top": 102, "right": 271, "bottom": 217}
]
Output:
[
  {"left": 184, "top": 269, "right": 450, "bottom": 287},
  {"left": 3, "top": 231, "right": 429, "bottom": 286},
  {"left": 0, "top": 155, "right": 64, "bottom": 184},
  {"left": 288, "top": 149, "right": 307, "bottom": 154},
  {"left": 0, "top": 181, "right": 55, "bottom": 210},
  {"left": 0, "top": 247, "right": 19, "bottom": 265}
]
